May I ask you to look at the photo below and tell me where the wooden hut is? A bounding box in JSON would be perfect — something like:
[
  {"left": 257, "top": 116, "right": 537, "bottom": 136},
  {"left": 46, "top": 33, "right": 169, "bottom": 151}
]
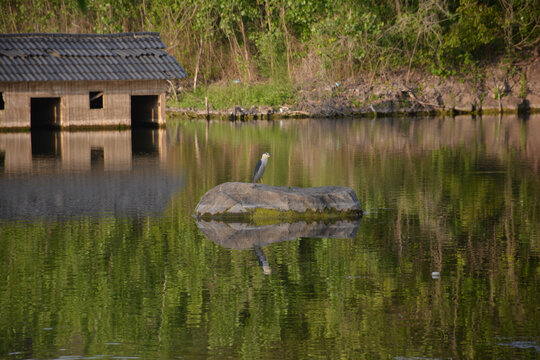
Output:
[{"left": 0, "top": 32, "right": 186, "bottom": 129}]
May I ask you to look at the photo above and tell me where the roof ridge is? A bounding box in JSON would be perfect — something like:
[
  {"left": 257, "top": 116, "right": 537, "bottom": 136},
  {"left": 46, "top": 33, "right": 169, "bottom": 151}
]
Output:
[{"left": 0, "top": 32, "right": 161, "bottom": 38}]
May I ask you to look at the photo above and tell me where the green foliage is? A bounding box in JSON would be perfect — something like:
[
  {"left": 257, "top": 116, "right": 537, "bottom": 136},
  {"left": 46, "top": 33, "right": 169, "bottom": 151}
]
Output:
[
  {"left": 441, "top": 0, "right": 503, "bottom": 66},
  {"left": 499, "top": 0, "right": 540, "bottom": 52},
  {"left": 0, "top": 0, "right": 537, "bottom": 82},
  {"left": 493, "top": 85, "right": 506, "bottom": 100},
  {"left": 170, "top": 80, "right": 296, "bottom": 109},
  {"left": 76, "top": 0, "right": 87, "bottom": 12},
  {"left": 251, "top": 28, "right": 287, "bottom": 79},
  {"left": 310, "top": 5, "right": 386, "bottom": 75}
]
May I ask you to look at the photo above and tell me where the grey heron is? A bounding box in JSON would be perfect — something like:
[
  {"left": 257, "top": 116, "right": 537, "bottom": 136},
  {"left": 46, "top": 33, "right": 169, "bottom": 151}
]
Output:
[{"left": 253, "top": 152, "right": 271, "bottom": 183}]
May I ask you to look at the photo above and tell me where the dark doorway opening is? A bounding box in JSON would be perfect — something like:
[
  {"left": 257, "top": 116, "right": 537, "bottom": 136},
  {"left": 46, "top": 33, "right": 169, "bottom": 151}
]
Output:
[
  {"left": 131, "top": 95, "right": 159, "bottom": 127},
  {"left": 31, "top": 97, "right": 61, "bottom": 129}
]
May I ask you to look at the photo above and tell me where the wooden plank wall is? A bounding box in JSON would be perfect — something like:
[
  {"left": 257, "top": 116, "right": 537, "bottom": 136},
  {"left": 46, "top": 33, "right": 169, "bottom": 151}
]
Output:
[{"left": 0, "top": 80, "right": 168, "bottom": 128}]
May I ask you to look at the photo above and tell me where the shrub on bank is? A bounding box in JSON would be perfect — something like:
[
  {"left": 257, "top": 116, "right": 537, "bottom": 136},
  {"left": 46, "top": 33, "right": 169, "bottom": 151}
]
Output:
[{"left": 169, "top": 81, "right": 297, "bottom": 110}]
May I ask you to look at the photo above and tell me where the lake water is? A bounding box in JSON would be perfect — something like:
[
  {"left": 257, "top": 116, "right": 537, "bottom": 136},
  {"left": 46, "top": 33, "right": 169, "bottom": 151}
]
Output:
[{"left": 0, "top": 115, "right": 539, "bottom": 359}]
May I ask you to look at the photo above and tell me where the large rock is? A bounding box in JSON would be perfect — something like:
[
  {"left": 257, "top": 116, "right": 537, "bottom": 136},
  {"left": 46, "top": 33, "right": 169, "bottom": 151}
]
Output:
[{"left": 195, "top": 182, "right": 362, "bottom": 217}]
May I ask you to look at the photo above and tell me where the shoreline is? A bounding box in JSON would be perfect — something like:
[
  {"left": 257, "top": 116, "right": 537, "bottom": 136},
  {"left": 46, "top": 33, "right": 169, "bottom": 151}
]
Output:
[
  {"left": 167, "top": 104, "right": 539, "bottom": 121},
  {"left": 168, "top": 58, "right": 540, "bottom": 121}
]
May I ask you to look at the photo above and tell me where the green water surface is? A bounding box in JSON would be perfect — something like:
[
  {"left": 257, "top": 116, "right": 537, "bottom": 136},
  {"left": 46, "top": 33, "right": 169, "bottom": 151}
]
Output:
[{"left": 0, "top": 115, "right": 539, "bottom": 359}]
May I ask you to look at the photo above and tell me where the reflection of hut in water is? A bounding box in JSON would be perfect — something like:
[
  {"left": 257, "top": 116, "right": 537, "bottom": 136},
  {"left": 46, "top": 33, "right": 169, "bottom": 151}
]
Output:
[
  {"left": 0, "top": 129, "right": 179, "bottom": 219},
  {"left": 0, "top": 33, "right": 186, "bottom": 129},
  {"left": 0, "top": 170, "right": 184, "bottom": 219},
  {"left": 0, "top": 129, "right": 167, "bottom": 173}
]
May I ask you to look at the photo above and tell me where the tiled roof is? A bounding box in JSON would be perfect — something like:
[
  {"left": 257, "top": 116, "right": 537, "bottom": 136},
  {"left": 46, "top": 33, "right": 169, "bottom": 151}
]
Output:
[{"left": 0, "top": 32, "right": 187, "bottom": 82}]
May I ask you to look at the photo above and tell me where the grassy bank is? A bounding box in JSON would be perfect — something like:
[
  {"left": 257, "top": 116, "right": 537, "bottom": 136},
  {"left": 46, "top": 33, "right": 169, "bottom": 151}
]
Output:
[
  {"left": 167, "top": 57, "right": 540, "bottom": 118},
  {"left": 168, "top": 81, "right": 297, "bottom": 110}
]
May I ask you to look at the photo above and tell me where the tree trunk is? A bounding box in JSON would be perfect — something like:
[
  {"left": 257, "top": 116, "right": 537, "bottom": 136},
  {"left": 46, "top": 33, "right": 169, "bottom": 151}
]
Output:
[{"left": 193, "top": 39, "right": 203, "bottom": 90}]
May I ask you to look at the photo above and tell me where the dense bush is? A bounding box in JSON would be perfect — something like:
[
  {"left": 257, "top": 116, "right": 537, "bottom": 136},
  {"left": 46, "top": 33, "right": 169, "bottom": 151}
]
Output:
[{"left": 1, "top": 0, "right": 538, "bottom": 84}]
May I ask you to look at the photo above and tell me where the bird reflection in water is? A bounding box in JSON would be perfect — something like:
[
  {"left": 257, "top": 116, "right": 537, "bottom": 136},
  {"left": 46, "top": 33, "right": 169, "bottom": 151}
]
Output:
[
  {"left": 195, "top": 218, "right": 362, "bottom": 276},
  {"left": 254, "top": 246, "right": 272, "bottom": 275}
]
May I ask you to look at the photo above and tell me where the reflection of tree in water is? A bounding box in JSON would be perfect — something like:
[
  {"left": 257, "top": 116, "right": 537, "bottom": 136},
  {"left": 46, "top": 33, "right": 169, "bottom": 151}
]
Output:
[
  {"left": 169, "top": 115, "right": 540, "bottom": 195},
  {"left": 1, "top": 116, "right": 539, "bottom": 359}
]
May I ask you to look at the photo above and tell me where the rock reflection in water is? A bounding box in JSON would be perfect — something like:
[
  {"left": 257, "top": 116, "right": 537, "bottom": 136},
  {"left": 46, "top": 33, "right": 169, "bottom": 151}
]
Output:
[{"left": 196, "top": 219, "right": 361, "bottom": 274}]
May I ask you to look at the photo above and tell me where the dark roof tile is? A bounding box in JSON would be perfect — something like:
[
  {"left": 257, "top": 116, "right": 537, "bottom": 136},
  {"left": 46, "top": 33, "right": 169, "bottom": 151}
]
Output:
[{"left": 0, "top": 32, "right": 186, "bottom": 82}]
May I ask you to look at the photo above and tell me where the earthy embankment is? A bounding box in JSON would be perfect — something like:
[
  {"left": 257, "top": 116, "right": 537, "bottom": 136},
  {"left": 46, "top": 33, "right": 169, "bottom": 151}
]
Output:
[{"left": 169, "top": 59, "right": 540, "bottom": 120}]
